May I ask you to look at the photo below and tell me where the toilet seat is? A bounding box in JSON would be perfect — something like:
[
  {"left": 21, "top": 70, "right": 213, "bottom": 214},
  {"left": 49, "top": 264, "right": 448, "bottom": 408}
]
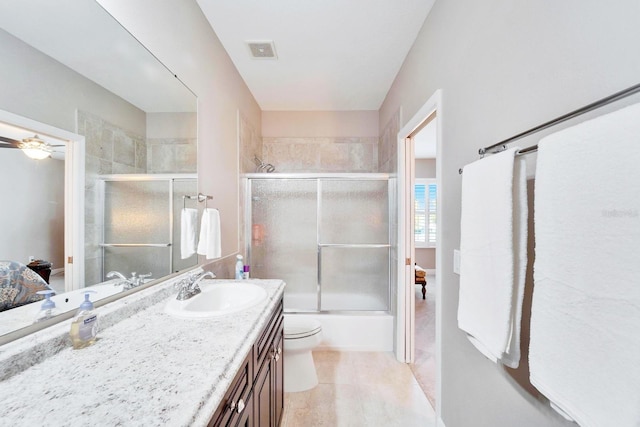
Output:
[{"left": 284, "top": 317, "right": 322, "bottom": 339}]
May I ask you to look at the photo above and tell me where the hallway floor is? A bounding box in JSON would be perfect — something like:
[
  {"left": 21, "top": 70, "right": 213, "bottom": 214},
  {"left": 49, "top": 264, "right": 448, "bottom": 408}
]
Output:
[
  {"left": 410, "top": 273, "right": 437, "bottom": 406},
  {"left": 282, "top": 351, "right": 435, "bottom": 426}
]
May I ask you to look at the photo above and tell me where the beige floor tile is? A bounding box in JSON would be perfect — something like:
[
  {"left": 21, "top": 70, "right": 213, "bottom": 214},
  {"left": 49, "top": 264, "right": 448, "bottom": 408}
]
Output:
[{"left": 284, "top": 350, "right": 435, "bottom": 427}]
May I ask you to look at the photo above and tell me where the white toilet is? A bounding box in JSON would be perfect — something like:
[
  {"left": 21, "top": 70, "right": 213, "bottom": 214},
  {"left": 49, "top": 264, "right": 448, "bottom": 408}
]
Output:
[{"left": 283, "top": 316, "right": 323, "bottom": 393}]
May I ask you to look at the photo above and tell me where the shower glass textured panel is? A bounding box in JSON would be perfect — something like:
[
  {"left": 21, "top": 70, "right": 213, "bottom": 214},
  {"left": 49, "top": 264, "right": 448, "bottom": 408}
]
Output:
[
  {"left": 320, "top": 247, "right": 389, "bottom": 311},
  {"left": 103, "top": 247, "right": 171, "bottom": 280},
  {"left": 104, "top": 180, "right": 170, "bottom": 244},
  {"left": 172, "top": 179, "right": 198, "bottom": 273},
  {"left": 320, "top": 180, "right": 389, "bottom": 245},
  {"left": 250, "top": 179, "right": 318, "bottom": 311}
]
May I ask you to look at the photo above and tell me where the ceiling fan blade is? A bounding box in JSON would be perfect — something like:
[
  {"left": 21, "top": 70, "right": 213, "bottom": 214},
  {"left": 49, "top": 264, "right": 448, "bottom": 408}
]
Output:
[{"left": 0, "top": 135, "right": 21, "bottom": 148}]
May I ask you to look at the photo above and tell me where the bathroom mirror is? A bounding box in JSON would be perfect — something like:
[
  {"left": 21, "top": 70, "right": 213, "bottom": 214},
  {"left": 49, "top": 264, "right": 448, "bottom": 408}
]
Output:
[{"left": 0, "top": 0, "right": 198, "bottom": 342}]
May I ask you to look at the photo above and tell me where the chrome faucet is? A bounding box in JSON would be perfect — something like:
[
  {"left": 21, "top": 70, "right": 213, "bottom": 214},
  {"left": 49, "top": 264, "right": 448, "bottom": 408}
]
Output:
[
  {"left": 107, "top": 271, "right": 152, "bottom": 290},
  {"left": 176, "top": 271, "right": 215, "bottom": 301}
]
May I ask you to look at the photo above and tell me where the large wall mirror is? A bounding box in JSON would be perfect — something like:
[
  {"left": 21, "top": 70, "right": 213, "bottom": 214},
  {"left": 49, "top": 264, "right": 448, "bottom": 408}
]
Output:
[{"left": 0, "top": 0, "right": 198, "bottom": 342}]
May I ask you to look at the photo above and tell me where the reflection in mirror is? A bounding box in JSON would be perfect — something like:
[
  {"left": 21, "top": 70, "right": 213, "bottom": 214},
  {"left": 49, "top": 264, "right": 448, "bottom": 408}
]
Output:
[{"left": 0, "top": 0, "right": 198, "bottom": 341}]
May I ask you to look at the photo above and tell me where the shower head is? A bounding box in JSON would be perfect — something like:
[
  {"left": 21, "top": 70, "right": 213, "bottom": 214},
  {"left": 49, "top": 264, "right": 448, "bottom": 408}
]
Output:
[{"left": 254, "top": 155, "right": 275, "bottom": 173}]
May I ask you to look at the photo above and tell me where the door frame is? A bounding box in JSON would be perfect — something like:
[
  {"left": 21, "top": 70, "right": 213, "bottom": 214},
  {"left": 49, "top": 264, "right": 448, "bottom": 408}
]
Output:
[{"left": 395, "top": 89, "right": 443, "bottom": 417}]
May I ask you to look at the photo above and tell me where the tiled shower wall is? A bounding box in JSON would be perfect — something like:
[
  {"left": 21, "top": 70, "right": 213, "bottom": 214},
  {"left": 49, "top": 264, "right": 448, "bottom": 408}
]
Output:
[
  {"left": 262, "top": 137, "right": 379, "bottom": 173},
  {"left": 147, "top": 137, "right": 197, "bottom": 173},
  {"left": 378, "top": 109, "right": 400, "bottom": 173},
  {"left": 239, "top": 113, "right": 263, "bottom": 174}
]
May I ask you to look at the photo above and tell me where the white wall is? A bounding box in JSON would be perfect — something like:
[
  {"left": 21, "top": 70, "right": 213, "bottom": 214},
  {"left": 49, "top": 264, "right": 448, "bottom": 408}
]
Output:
[
  {"left": 0, "top": 150, "right": 64, "bottom": 269},
  {"left": 262, "top": 110, "right": 378, "bottom": 137},
  {"left": 146, "top": 112, "right": 197, "bottom": 139},
  {"left": 381, "top": 1, "right": 640, "bottom": 426},
  {"left": 98, "top": 0, "right": 262, "bottom": 266}
]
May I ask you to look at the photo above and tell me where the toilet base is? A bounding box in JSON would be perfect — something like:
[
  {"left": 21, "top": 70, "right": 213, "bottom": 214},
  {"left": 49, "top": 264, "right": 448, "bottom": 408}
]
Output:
[{"left": 284, "top": 350, "right": 318, "bottom": 393}]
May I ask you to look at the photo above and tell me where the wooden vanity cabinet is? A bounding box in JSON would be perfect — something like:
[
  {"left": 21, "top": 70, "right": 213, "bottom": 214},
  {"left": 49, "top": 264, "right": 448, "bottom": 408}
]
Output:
[{"left": 209, "top": 299, "right": 284, "bottom": 427}]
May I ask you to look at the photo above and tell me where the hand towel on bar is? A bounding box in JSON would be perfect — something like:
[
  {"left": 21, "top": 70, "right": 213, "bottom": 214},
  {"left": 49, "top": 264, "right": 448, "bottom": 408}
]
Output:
[
  {"left": 180, "top": 208, "right": 198, "bottom": 259},
  {"left": 197, "top": 208, "right": 221, "bottom": 259},
  {"left": 530, "top": 103, "right": 640, "bottom": 427},
  {"left": 458, "top": 147, "right": 528, "bottom": 368}
]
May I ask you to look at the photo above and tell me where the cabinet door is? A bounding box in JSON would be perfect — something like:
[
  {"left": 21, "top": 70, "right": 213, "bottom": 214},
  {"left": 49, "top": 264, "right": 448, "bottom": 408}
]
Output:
[
  {"left": 234, "top": 393, "right": 253, "bottom": 427},
  {"left": 253, "top": 360, "right": 272, "bottom": 427},
  {"left": 273, "top": 328, "right": 284, "bottom": 426}
]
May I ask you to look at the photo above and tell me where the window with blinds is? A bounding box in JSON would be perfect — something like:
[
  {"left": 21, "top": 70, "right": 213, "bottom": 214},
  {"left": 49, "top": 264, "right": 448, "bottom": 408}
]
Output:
[{"left": 415, "top": 179, "right": 437, "bottom": 247}]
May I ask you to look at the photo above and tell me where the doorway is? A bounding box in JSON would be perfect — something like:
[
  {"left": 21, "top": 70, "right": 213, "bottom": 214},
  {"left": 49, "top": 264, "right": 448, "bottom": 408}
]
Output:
[
  {"left": 396, "top": 89, "right": 442, "bottom": 417},
  {"left": 0, "top": 108, "right": 85, "bottom": 293}
]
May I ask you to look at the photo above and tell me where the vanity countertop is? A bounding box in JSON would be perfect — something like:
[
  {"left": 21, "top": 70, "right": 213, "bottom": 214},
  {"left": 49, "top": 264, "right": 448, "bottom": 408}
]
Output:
[{"left": 0, "top": 278, "right": 285, "bottom": 427}]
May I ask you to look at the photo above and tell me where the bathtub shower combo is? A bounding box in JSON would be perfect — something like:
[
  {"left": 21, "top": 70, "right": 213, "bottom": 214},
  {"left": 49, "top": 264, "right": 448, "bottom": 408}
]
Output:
[
  {"left": 245, "top": 173, "right": 396, "bottom": 355},
  {"left": 98, "top": 174, "right": 198, "bottom": 283}
]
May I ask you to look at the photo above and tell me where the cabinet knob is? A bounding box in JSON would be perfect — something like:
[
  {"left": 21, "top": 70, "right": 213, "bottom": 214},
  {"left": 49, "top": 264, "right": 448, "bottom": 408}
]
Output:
[{"left": 237, "top": 399, "right": 245, "bottom": 414}]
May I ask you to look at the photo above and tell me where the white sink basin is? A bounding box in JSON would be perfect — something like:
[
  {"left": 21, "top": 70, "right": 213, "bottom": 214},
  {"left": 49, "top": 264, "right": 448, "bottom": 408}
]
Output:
[{"left": 165, "top": 281, "right": 267, "bottom": 319}]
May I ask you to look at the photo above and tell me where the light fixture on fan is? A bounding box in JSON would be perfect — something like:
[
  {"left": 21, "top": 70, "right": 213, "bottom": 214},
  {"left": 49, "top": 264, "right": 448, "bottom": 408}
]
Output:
[{"left": 18, "top": 136, "right": 52, "bottom": 159}]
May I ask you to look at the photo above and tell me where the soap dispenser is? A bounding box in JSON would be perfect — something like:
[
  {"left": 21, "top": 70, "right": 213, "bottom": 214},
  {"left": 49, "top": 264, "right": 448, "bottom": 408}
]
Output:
[
  {"left": 70, "top": 291, "right": 98, "bottom": 349},
  {"left": 235, "top": 254, "right": 244, "bottom": 280},
  {"left": 34, "top": 290, "right": 59, "bottom": 323}
]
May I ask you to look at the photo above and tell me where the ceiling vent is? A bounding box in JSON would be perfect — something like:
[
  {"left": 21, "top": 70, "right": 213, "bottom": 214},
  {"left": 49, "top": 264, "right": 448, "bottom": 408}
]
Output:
[{"left": 247, "top": 40, "right": 277, "bottom": 59}]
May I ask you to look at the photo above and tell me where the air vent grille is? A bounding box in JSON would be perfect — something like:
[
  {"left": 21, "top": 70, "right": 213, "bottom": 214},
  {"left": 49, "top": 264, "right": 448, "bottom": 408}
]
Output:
[{"left": 247, "top": 40, "right": 277, "bottom": 59}]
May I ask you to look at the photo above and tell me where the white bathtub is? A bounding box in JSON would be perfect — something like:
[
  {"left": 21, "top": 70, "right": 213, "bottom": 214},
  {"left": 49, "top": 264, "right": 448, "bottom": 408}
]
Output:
[{"left": 284, "top": 292, "right": 394, "bottom": 352}]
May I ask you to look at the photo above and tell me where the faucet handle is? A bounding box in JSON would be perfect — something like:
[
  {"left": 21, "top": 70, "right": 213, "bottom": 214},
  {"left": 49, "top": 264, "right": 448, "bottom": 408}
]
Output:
[
  {"left": 174, "top": 278, "right": 189, "bottom": 290},
  {"left": 139, "top": 272, "right": 152, "bottom": 279}
]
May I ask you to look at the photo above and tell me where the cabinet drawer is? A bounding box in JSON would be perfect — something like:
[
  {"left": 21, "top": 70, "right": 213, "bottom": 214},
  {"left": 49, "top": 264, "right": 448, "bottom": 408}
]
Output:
[
  {"left": 208, "top": 351, "right": 252, "bottom": 427},
  {"left": 255, "top": 300, "right": 283, "bottom": 369}
]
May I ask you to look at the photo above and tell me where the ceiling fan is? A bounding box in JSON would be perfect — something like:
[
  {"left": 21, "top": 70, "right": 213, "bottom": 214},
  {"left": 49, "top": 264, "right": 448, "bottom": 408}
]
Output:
[{"left": 0, "top": 134, "right": 65, "bottom": 159}]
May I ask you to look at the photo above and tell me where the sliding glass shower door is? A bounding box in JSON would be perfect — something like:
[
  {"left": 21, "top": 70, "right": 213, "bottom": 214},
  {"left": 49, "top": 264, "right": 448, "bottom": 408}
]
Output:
[
  {"left": 247, "top": 174, "right": 391, "bottom": 313},
  {"left": 101, "top": 176, "right": 197, "bottom": 282},
  {"left": 250, "top": 179, "right": 318, "bottom": 310}
]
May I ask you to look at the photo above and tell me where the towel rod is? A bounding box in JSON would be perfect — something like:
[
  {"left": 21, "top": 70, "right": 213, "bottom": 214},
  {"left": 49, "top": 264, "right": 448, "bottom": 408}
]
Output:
[
  {"left": 458, "top": 82, "right": 640, "bottom": 174},
  {"left": 480, "top": 82, "right": 640, "bottom": 156},
  {"left": 182, "top": 192, "right": 213, "bottom": 209}
]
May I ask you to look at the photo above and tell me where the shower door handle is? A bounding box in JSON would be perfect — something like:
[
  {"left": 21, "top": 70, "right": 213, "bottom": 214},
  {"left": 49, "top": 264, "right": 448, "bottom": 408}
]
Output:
[{"left": 100, "top": 243, "right": 172, "bottom": 247}]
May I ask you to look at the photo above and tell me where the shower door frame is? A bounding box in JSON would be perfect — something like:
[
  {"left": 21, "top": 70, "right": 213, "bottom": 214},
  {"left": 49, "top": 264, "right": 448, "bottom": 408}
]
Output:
[{"left": 245, "top": 173, "right": 393, "bottom": 315}]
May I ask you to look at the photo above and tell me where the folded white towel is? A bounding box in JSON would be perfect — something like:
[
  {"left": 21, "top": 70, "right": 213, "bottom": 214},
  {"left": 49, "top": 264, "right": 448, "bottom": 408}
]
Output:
[
  {"left": 180, "top": 208, "right": 198, "bottom": 259},
  {"left": 197, "top": 208, "right": 221, "bottom": 260},
  {"left": 530, "top": 103, "right": 640, "bottom": 426},
  {"left": 458, "top": 147, "right": 528, "bottom": 368}
]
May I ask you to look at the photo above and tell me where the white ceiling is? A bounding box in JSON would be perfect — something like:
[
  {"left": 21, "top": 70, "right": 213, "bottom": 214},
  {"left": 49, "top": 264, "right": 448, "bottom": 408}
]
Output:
[{"left": 196, "top": 0, "right": 435, "bottom": 111}]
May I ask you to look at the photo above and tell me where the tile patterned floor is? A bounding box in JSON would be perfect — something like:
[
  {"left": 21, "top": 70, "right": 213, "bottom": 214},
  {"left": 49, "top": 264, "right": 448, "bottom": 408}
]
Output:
[{"left": 282, "top": 351, "right": 436, "bottom": 427}]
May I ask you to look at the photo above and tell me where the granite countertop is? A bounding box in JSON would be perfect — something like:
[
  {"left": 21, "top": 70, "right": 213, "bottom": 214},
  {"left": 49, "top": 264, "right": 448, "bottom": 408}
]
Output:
[{"left": 0, "top": 276, "right": 285, "bottom": 427}]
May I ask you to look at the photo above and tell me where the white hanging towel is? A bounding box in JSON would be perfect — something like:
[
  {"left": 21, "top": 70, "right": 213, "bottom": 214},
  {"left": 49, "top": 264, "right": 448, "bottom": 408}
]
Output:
[
  {"left": 458, "top": 147, "right": 528, "bottom": 368},
  {"left": 196, "top": 208, "right": 222, "bottom": 259},
  {"left": 530, "top": 103, "right": 640, "bottom": 426},
  {"left": 180, "top": 208, "right": 198, "bottom": 259}
]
